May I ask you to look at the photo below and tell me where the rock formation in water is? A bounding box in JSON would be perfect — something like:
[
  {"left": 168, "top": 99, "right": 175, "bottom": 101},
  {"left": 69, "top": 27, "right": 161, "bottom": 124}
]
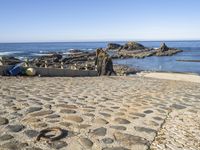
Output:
[
  {"left": 159, "top": 43, "right": 169, "bottom": 52},
  {"left": 122, "top": 41, "right": 146, "bottom": 51},
  {"left": 156, "top": 43, "right": 183, "bottom": 56},
  {"left": 107, "top": 43, "right": 122, "bottom": 50},
  {"left": 0, "top": 56, "right": 21, "bottom": 65}
]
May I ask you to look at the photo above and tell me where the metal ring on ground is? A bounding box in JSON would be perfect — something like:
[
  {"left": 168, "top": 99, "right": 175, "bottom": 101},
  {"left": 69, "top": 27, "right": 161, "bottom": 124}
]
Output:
[{"left": 36, "top": 127, "right": 63, "bottom": 142}]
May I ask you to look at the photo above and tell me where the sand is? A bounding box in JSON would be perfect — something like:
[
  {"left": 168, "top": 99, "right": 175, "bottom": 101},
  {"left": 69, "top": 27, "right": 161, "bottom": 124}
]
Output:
[
  {"left": 0, "top": 75, "right": 199, "bottom": 150},
  {"left": 138, "top": 72, "right": 200, "bottom": 83}
]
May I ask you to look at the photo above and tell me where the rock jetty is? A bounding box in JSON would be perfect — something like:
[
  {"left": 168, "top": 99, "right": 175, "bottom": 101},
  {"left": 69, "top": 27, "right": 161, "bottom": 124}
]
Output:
[{"left": 107, "top": 42, "right": 183, "bottom": 59}]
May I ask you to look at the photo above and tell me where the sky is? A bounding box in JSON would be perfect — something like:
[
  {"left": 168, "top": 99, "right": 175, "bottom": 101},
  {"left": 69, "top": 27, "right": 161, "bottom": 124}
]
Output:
[{"left": 0, "top": 0, "right": 200, "bottom": 42}]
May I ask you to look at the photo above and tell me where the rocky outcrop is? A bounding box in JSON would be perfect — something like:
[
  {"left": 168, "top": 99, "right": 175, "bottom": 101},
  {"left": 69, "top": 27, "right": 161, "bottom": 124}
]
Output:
[
  {"left": 122, "top": 42, "right": 146, "bottom": 51},
  {"left": 95, "top": 48, "right": 116, "bottom": 76},
  {"left": 107, "top": 42, "right": 182, "bottom": 59},
  {"left": 156, "top": 43, "right": 183, "bottom": 56},
  {"left": 107, "top": 43, "right": 122, "bottom": 50},
  {"left": 113, "top": 64, "right": 139, "bottom": 76},
  {"left": 32, "top": 53, "right": 63, "bottom": 67},
  {"left": 0, "top": 56, "right": 22, "bottom": 65},
  {"left": 159, "top": 43, "right": 169, "bottom": 52}
]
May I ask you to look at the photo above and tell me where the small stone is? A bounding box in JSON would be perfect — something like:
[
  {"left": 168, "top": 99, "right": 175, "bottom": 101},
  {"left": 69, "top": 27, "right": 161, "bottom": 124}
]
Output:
[
  {"left": 22, "top": 118, "right": 41, "bottom": 123},
  {"left": 134, "top": 126, "right": 156, "bottom": 134},
  {"left": 2, "top": 141, "right": 28, "bottom": 150},
  {"left": 171, "top": 104, "right": 186, "bottom": 109},
  {"left": 26, "top": 107, "right": 42, "bottom": 114},
  {"left": 153, "top": 117, "right": 163, "bottom": 121},
  {"left": 110, "top": 126, "right": 126, "bottom": 131},
  {"left": 48, "top": 120, "right": 60, "bottom": 123},
  {"left": 30, "top": 110, "right": 53, "bottom": 117},
  {"left": 60, "top": 109, "right": 76, "bottom": 114},
  {"left": 102, "top": 138, "right": 114, "bottom": 144},
  {"left": 56, "top": 104, "right": 77, "bottom": 109},
  {"left": 92, "top": 127, "right": 107, "bottom": 136},
  {"left": 32, "top": 123, "right": 47, "bottom": 128},
  {"left": 114, "top": 132, "right": 149, "bottom": 147},
  {"left": 103, "top": 147, "right": 130, "bottom": 150},
  {"left": 0, "top": 134, "right": 14, "bottom": 141},
  {"left": 6, "top": 124, "right": 25, "bottom": 132},
  {"left": 11, "top": 112, "right": 23, "bottom": 117},
  {"left": 0, "top": 117, "right": 9, "bottom": 125},
  {"left": 24, "top": 130, "right": 39, "bottom": 138},
  {"left": 60, "top": 122, "right": 72, "bottom": 127},
  {"left": 144, "top": 110, "right": 153, "bottom": 114},
  {"left": 149, "top": 121, "right": 159, "bottom": 126},
  {"left": 84, "top": 113, "right": 95, "bottom": 117},
  {"left": 26, "top": 147, "right": 43, "bottom": 150},
  {"left": 131, "top": 113, "right": 146, "bottom": 117},
  {"left": 94, "top": 118, "right": 109, "bottom": 124},
  {"left": 45, "top": 114, "right": 60, "bottom": 119},
  {"left": 114, "top": 118, "right": 130, "bottom": 124},
  {"left": 79, "top": 138, "right": 93, "bottom": 148},
  {"left": 111, "top": 106, "right": 120, "bottom": 109},
  {"left": 77, "top": 124, "right": 91, "bottom": 129},
  {"left": 64, "top": 115, "right": 83, "bottom": 123},
  {"left": 48, "top": 141, "right": 68, "bottom": 149},
  {"left": 44, "top": 104, "right": 52, "bottom": 109},
  {"left": 100, "top": 113, "right": 111, "bottom": 117}
]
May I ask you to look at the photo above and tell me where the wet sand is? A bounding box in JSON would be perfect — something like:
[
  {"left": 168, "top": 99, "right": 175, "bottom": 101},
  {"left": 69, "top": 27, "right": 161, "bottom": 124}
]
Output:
[{"left": 0, "top": 76, "right": 199, "bottom": 150}]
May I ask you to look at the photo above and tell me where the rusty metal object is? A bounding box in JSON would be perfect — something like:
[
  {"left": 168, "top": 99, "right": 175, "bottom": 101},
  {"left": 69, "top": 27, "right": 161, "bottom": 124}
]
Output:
[{"left": 36, "top": 127, "right": 63, "bottom": 142}]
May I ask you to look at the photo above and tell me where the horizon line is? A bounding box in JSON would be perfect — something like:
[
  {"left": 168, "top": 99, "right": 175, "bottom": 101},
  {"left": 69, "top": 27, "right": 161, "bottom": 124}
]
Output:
[{"left": 1, "top": 39, "right": 200, "bottom": 44}]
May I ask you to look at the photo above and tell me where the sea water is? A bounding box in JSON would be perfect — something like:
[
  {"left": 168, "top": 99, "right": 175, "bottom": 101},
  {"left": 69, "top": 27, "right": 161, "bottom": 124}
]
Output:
[{"left": 0, "top": 41, "right": 200, "bottom": 74}]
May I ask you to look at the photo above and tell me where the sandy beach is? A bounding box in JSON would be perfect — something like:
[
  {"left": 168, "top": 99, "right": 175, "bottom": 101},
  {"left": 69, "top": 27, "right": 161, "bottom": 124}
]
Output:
[{"left": 0, "top": 74, "right": 200, "bottom": 150}]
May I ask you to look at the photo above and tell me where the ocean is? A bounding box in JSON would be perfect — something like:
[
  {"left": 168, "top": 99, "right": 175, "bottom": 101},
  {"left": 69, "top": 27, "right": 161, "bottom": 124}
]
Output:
[{"left": 0, "top": 41, "right": 200, "bottom": 74}]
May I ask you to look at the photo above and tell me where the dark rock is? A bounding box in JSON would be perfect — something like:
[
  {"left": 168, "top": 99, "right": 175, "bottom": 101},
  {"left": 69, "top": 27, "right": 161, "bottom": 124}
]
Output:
[
  {"left": 113, "top": 64, "right": 138, "bottom": 76},
  {"left": 0, "top": 117, "right": 9, "bottom": 125},
  {"left": 92, "top": 127, "right": 107, "bottom": 136},
  {"left": 0, "top": 56, "right": 22, "bottom": 65},
  {"left": 100, "top": 112, "right": 111, "bottom": 117},
  {"left": 30, "top": 110, "right": 53, "bottom": 117},
  {"left": 45, "top": 114, "right": 60, "bottom": 119},
  {"left": 107, "top": 43, "right": 122, "bottom": 50},
  {"left": 143, "top": 110, "right": 153, "bottom": 114},
  {"left": 131, "top": 113, "right": 146, "bottom": 117},
  {"left": 60, "top": 109, "right": 76, "bottom": 114},
  {"left": 0, "top": 134, "right": 14, "bottom": 141},
  {"left": 6, "top": 124, "right": 25, "bottom": 132},
  {"left": 171, "top": 104, "right": 186, "bottom": 109},
  {"left": 95, "top": 48, "right": 116, "bottom": 76},
  {"left": 26, "top": 107, "right": 42, "bottom": 114},
  {"left": 153, "top": 117, "right": 163, "bottom": 121},
  {"left": 110, "top": 126, "right": 126, "bottom": 131},
  {"left": 114, "top": 118, "right": 130, "bottom": 124},
  {"left": 156, "top": 43, "right": 183, "bottom": 56},
  {"left": 24, "top": 130, "right": 39, "bottom": 138},
  {"left": 159, "top": 43, "right": 169, "bottom": 52},
  {"left": 102, "top": 138, "right": 114, "bottom": 144},
  {"left": 123, "top": 42, "right": 145, "bottom": 50},
  {"left": 26, "top": 147, "right": 43, "bottom": 150},
  {"left": 48, "top": 141, "right": 68, "bottom": 149},
  {"left": 69, "top": 49, "right": 86, "bottom": 53},
  {"left": 103, "top": 147, "right": 130, "bottom": 150},
  {"left": 134, "top": 126, "right": 156, "bottom": 133}
]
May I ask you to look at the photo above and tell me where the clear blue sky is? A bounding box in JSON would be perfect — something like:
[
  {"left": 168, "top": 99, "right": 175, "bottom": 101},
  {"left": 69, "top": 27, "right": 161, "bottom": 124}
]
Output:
[{"left": 0, "top": 0, "right": 200, "bottom": 42}]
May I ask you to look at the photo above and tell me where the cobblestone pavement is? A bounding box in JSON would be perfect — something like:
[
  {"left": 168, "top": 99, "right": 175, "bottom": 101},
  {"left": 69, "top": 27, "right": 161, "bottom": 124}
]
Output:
[{"left": 0, "top": 76, "right": 199, "bottom": 150}]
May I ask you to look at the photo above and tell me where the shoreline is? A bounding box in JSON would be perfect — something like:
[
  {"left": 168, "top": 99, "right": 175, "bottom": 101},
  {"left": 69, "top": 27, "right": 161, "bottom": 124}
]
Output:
[{"left": 137, "top": 71, "right": 200, "bottom": 83}]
